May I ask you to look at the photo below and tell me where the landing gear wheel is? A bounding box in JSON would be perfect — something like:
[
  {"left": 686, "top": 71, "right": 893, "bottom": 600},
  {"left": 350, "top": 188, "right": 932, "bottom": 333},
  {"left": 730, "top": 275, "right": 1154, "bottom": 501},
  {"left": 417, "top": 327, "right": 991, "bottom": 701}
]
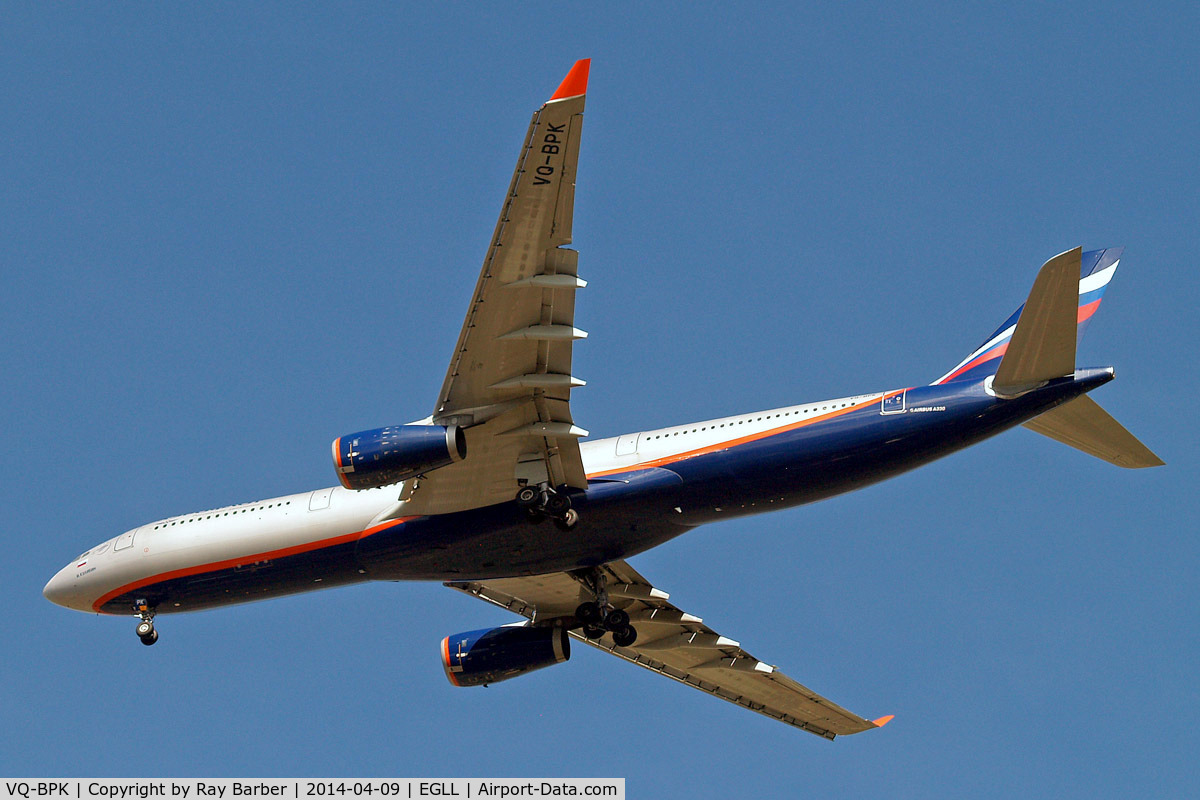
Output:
[
  {"left": 583, "top": 624, "right": 607, "bottom": 640},
  {"left": 575, "top": 601, "right": 603, "bottom": 626},
  {"left": 553, "top": 508, "right": 580, "bottom": 531},
  {"left": 133, "top": 600, "right": 157, "bottom": 646},
  {"left": 612, "top": 626, "right": 637, "bottom": 647},
  {"left": 543, "top": 493, "right": 571, "bottom": 517},
  {"left": 515, "top": 486, "right": 539, "bottom": 508},
  {"left": 524, "top": 507, "right": 546, "bottom": 524},
  {"left": 603, "top": 608, "right": 630, "bottom": 631}
]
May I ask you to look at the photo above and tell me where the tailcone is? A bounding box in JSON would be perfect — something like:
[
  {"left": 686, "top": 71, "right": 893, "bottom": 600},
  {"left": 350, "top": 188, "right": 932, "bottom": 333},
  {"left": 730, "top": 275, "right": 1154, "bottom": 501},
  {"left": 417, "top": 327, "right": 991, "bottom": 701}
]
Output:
[{"left": 1072, "top": 366, "right": 1116, "bottom": 392}]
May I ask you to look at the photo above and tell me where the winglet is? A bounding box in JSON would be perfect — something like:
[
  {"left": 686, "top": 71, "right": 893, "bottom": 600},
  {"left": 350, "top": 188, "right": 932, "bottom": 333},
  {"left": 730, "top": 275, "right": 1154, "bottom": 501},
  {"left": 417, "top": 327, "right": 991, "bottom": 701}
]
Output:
[
  {"left": 872, "top": 715, "right": 895, "bottom": 728},
  {"left": 549, "top": 59, "right": 591, "bottom": 101}
]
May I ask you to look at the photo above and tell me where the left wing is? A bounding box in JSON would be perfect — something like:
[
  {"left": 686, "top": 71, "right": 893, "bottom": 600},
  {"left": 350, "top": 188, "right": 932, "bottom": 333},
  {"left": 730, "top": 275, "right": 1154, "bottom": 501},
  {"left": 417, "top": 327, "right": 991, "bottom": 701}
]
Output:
[
  {"left": 446, "top": 560, "right": 891, "bottom": 739},
  {"left": 402, "top": 61, "right": 592, "bottom": 517}
]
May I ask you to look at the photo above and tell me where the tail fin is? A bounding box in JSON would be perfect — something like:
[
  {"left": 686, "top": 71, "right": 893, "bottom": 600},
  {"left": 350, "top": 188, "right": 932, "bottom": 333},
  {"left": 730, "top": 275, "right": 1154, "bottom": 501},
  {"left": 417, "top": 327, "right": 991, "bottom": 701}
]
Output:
[
  {"left": 932, "top": 247, "right": 1122, "bottom": 386},
  {"left": 934, "top": 246, "right": 1163, "bottom": 468},
  {"left": 992, "top": 246, "right": 1083, "bottom": 394}
]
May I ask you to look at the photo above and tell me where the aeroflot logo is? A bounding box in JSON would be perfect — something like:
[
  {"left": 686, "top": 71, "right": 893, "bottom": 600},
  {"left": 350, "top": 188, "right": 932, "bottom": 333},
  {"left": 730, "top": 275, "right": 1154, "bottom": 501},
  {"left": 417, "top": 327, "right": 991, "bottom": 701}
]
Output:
[
  {"left": 881, "top": 391, "right": 906, "bottom": 415},
  {"left": 882, "top": 390, "right": 944, "bottom": 415},
  {"left": 532, "top": 123, "right": 566, "bottom": 186}
]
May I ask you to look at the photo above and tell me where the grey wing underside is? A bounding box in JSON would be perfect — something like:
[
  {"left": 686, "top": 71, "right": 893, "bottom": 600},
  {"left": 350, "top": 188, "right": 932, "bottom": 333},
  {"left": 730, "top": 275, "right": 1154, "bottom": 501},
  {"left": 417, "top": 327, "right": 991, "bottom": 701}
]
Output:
[
  {"left": 446, "top": 560, "right": 889, "bottom": 739},
  {"left": 400, "top": 80, "right": 590, "bottom": 517}
]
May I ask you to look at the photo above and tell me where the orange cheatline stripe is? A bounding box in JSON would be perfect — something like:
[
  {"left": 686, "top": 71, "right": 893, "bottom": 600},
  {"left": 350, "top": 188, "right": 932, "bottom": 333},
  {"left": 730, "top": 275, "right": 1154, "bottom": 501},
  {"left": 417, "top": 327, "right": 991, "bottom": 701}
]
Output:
[
  {"left": 586, "top": 393, "right": 898, "bottom": 479},
  {"left": 332, "top": 437, "right": 354, "bottom": 490},
  {"left": 549, "top": 58, "right": 590, "bottom": 101},
  {"left": 90, "top": 516, "right": 417, "bottom": 613},
  {"left": 441, "top": 636, "right": 461, "bottom": 687}
]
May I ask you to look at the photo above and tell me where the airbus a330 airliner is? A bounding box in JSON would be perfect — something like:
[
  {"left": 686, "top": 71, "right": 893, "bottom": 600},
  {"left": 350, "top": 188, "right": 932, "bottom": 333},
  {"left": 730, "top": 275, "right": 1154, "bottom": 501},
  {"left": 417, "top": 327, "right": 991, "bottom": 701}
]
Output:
[{"left": 44, "top": 60, "right": 1163, "bottom": 738}]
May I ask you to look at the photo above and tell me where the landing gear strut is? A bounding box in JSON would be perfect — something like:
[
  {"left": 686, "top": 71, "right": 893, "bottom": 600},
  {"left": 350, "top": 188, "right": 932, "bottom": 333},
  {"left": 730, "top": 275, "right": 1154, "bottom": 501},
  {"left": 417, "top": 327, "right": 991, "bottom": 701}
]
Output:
[
  {"left": 573, "top": 571, "right": 638, "bottom": 647},
  {"left": 515, "top": 484, "right": 579, "bottom": 530},
  {"left": 134, "top": 600, "right": 158, "bottom": 646}
]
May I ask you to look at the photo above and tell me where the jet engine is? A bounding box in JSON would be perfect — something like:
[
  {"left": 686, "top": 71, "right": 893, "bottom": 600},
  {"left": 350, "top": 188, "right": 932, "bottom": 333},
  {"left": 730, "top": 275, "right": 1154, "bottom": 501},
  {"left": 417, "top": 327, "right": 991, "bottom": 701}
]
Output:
[
  {"left": 332, "top": 424, "right": 466, "bottom": 490},
  {"left": 440, "top": 624, "right": 570, "bottom": 687}
]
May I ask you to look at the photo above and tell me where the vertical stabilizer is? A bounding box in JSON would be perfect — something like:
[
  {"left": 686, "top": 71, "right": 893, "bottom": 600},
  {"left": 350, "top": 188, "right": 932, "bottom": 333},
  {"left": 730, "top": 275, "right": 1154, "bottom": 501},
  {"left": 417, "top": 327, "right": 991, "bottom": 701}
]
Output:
[
  {"left": 992, "top": 247, "right": 1082, "bottom": 394},
  {"left": 933, "top": 247, "right": 1121, "bottom": 386}
]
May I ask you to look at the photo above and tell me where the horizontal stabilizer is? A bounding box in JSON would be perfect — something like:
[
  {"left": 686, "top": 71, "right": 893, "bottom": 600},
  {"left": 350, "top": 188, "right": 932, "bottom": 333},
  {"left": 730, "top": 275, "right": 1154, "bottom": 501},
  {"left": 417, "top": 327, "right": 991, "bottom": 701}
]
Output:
[
  {"left": 993, "top": 247, "right": 1082, "bottom": 394},
  {"left": 1024, "top": 395, "right": 1164, "bottom": 468}
]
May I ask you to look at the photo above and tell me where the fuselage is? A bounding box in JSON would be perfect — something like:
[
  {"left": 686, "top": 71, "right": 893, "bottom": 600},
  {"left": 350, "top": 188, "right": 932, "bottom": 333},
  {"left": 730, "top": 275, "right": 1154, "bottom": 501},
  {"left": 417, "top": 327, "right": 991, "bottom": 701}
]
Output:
[{"left": 43, "top": 370, "right": 1112, "bottom": 617}]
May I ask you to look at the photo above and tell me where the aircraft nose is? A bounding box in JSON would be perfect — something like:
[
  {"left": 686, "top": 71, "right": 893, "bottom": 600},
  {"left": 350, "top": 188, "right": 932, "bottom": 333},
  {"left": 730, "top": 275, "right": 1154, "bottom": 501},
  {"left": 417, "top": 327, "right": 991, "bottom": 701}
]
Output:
[
  {"left": 43, "top": 569, "right": 68, "bottom": 607},
  {"left": 43, "top": 566, "right": 82, "bottom": 610}
]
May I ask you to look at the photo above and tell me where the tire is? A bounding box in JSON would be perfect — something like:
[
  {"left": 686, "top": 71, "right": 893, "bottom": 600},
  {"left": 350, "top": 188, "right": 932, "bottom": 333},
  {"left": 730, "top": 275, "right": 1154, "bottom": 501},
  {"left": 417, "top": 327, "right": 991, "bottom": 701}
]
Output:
[
  {"left": 575, "top": 601, "right": 603, "bottom": 626},
  {"left": 604, "top": 609, "right": 630, "bottom": 631},
  {"left": 583, "top": 625, "right": 606, "bottom": 640},
  {"left": 139, "top": 630, "right": 159, "bottom": 646},
  {"left": 515, "top": 486, "right": 539, "bottom": 507},
  {"left": 136, "top": 621, "right": 154, "bottom": 638},
  {"left": 553, "top": 509, "right": 579, "bottom": 531},
  {"left": 543, "top": 493, "right": 571, "bottom": 516},
  {"left": 612, "top": 626, "right": 637, "bottom": 647}
]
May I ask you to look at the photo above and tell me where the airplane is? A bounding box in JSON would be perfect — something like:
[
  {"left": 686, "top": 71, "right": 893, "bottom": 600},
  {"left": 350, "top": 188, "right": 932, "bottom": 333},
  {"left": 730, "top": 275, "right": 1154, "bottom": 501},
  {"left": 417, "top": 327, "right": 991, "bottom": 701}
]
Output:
[{"left": 43, "top": 59, "right": 1163, "bottom": 739}]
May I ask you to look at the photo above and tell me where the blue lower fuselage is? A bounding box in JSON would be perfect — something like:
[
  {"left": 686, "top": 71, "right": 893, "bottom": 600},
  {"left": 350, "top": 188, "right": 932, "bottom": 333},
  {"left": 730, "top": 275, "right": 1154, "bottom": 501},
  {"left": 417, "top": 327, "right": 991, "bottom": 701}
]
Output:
[{"left": 97, "top": 370, "right": 1111, "bottom": 614}]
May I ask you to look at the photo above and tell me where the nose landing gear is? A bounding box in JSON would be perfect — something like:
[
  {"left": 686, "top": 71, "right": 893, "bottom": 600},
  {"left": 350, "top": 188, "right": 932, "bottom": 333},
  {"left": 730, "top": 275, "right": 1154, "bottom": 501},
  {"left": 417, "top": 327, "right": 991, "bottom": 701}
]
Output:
[{"left": 134, "top": 600, "right": 158, "bottom": 646}]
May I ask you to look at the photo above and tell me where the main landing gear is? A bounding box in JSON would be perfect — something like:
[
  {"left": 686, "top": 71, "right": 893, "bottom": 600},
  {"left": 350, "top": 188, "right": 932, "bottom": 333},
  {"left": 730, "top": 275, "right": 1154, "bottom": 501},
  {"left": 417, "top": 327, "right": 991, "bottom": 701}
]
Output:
[
  {"left": 574, "top": 601, "right": 638, "bottom": 647},
  {"left": 515, "top": 484, "right": 579, "bottom": 531},
  {"left": 134, "top": 600, "right": 158, "bottom": 646},
  {"left": 573, "top": 569, "right": 637, "bottom": 647}
]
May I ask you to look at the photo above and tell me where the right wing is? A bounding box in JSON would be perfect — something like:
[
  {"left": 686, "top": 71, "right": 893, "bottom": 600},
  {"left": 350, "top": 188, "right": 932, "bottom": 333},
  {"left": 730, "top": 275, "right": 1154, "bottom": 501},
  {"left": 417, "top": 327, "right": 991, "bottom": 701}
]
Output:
[{"left": 446, "top": 560, "right": 891, "bottom": 739}]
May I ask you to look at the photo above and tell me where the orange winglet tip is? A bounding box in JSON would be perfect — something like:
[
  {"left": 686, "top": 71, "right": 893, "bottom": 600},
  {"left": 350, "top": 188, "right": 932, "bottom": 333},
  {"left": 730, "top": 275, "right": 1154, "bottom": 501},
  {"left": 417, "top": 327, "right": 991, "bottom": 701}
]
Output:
[
  {"left": 549, "top": 58, "right": 590, "bottom": 101},
  {"left": 872, "top": 715, "right": 895, "bottom": 728}
]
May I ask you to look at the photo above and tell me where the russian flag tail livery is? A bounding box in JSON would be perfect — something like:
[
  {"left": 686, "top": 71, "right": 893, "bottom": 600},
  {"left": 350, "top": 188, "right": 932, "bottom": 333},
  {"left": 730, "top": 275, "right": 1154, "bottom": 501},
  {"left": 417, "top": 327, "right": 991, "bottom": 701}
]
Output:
[
  {"left": 932, "top": 247, "right": 1122, "bottom": 386},
  {"left": 934, "top": 246, "right": 1162, "bottom": 468}
]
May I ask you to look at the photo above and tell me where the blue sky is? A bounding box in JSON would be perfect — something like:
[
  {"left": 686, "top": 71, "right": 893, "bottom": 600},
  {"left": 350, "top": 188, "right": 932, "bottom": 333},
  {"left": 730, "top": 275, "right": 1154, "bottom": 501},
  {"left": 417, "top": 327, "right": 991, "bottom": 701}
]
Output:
[{"left": 3, "top": 3, "right": 1197, "bottom": 795}]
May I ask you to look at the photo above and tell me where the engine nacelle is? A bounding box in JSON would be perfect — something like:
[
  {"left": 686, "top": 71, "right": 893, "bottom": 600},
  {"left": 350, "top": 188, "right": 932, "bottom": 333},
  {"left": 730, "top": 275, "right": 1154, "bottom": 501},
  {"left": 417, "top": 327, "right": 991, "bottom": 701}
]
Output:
[
  {"left": 440, "top": 624, "right": 570, "bottom": 687},
  {"left": 333, "top": 424, "right": 466, "bottom": 490}
]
